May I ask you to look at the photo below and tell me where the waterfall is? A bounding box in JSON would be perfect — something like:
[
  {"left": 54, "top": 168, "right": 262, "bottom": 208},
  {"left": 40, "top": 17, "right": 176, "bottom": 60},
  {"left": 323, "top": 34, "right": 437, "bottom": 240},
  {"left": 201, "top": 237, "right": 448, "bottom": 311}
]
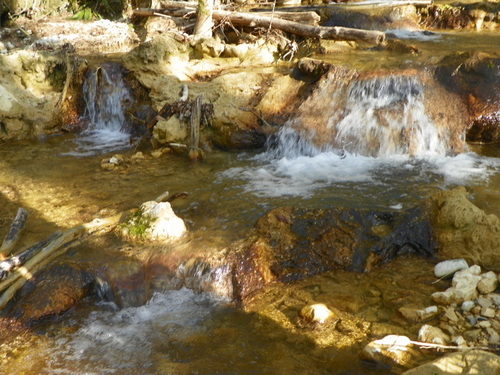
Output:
[
  {"left": 64, "top": 62, "right": 133, "bottom": 157},
  {"left": 279, "top": 73, "right": 452, "bottom": 158},
  {"left": 335, "top": 75, "right": 448, "bottom": 157},
  {"left": 226, "top": 71, "right": 499, "bottom": 200}
]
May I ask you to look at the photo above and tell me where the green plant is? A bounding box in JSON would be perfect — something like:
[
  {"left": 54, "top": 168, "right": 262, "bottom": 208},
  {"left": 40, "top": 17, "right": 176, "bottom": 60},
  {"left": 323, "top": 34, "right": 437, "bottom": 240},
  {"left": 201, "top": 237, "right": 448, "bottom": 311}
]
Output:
[{"left": 119, "top": 209, "right": 157, "bottom": 240}]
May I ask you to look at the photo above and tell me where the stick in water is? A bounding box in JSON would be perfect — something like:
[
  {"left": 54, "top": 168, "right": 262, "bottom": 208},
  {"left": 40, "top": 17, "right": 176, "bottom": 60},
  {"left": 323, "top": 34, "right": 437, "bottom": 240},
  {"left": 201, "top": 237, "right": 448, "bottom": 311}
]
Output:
[{"left": 0, "top": 208, "right": 28, "bottom": 259}]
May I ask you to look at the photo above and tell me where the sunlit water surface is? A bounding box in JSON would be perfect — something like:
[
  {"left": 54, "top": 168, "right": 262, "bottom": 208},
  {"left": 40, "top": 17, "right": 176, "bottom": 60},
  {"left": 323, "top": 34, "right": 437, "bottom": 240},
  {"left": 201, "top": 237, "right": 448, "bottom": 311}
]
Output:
[{"left": 1, "top": 132, "right": 500, "bottom": 374}]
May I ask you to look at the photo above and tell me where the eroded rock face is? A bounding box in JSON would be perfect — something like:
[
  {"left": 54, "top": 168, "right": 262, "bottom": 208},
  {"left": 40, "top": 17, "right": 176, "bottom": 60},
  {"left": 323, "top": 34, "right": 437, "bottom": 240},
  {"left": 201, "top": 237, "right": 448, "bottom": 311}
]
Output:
[
  {"left": 426, "top": 186, "right": 500, "bottom": 271},
  {"left": 0, "top": 50, "right": 67, "bottom": 141}
]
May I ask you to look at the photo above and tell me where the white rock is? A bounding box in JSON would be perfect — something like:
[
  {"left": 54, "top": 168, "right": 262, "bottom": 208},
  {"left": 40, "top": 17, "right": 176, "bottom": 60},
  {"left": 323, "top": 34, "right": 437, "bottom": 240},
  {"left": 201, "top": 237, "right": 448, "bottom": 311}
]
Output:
[
  {"left": 139, "top": 201, "right": 187, "bottom": 240},
  {"left": 461, "top": 301, "right": 475, "bottom": 312},
  {"left": 451, "top": 335, "right": 467, "bottom": 347},
  {"left": 418, "top": 325, "right": 450, "bottom": 345},
  {"left": 361, "top": 335, "right": 414, "bottom": 367},
  {"left": 477, "top": 271, "right": 498, "bottom": 294},
  {"left": 434, "top": 259, "right": 468, "bottom": 278},
  {"left": 299, "top": 303, "right": 335, "bottom": 324}
]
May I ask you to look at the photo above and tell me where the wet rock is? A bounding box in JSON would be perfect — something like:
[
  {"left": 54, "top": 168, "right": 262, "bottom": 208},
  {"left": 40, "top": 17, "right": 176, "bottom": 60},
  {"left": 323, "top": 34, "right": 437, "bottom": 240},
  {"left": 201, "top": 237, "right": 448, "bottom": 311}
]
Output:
[
  {"left": 299, "top": 303, "right": 336, "bottom": 324},
  {"left": 418, "top": 325, "right": 450, "bottom": 345},
  {"left": 101, "top": 257, "right": 149, "bottom": 307},
  {"left": 119, "top": 201, "right": 187, "bottom": 242},
  {"left": 361, "top": 335, "right": 418, "bottom": 368},
  {"left": 434, "top": 52, "right": 500, "bottom": 141},
  {"left": 434, "top": 258, "right": 468, "bottom": 279},
  {"left": 10, "top": 263, "right": 94, "bottom": 325},
  {"left": 232, "top": 205, "right": 436, "bottom": 302},
  {"left": 399, "top": 305, "right": 438, "bottom": 323},
  {"left": 402, "top": 350, "right": 500, "bottom": 375}
]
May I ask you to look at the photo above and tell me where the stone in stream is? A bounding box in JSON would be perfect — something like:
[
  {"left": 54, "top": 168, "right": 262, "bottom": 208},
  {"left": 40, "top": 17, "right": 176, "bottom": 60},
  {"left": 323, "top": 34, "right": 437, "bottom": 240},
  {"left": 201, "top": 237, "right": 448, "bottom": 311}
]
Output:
[
  {"left": 299, "top": 303, "right": 336, "bottom": 324},
  {"left": 433, "top": 259, "right": 468, "bottom": 279}
]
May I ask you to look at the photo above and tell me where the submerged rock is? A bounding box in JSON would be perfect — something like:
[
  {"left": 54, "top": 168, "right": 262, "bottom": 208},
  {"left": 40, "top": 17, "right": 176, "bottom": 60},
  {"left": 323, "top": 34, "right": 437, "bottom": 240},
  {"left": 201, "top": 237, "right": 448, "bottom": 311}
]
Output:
[{"left": 232, "top": 204, "right": 436, "bottom": 302}]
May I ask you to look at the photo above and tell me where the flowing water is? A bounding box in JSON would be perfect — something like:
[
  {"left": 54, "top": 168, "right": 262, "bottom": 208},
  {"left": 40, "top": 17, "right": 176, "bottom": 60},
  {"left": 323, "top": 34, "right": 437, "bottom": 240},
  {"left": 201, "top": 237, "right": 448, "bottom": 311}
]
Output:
[{"left": 1, "top": 28, "right": 500, "bottom": 374}]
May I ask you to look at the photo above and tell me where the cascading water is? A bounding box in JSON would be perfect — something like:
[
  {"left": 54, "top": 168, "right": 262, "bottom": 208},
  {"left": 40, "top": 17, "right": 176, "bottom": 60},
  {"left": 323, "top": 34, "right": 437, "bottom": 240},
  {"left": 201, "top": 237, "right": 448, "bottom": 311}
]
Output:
[
  {"left": 221, "top": 71, "right": 499, "bottom": 201},
  {"left": 334, "top": 75, "right": 448, "bottom": 157},
  {"left": 64, "top": 62, "right": 133, "bottom": 157}
]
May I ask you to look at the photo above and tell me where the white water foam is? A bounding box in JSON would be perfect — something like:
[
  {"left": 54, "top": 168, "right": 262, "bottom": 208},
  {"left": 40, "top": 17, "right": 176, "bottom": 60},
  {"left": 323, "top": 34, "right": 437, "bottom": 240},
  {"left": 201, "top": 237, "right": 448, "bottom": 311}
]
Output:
[
  {"left": 386, "top": 29, "right": 442, "bottom": 41},
  {"left": 63, "top": 63, "right": 132, "bottom": 157},
  {"left": 45, "top": 288, "right": 220, "bottom": 374},
  {"left": 219, "top": 128, "right": 500, "bottom": 201}
]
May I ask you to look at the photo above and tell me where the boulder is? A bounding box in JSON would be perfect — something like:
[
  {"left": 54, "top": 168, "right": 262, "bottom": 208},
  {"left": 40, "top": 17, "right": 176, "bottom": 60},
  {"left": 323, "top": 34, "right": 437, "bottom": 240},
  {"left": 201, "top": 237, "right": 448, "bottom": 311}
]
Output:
[
  {"left": 119, "top": 201, "right": 187, "bottom": 242},
  {"left": 232, "top": 205, "right": 435, "bottom": 302},
  {"left": 9, "top": 263, "right": 94, "bottom": 325},
  {"left": 403, "top": 350, "right": 500, "bottom": 375}
]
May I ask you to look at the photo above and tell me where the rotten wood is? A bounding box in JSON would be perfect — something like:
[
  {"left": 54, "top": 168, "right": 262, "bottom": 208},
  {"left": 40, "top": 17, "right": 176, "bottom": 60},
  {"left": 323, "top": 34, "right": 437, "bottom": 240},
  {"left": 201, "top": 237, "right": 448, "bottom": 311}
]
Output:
[{"left": 0, "top": 208, "right": 28, "bottom": 259}]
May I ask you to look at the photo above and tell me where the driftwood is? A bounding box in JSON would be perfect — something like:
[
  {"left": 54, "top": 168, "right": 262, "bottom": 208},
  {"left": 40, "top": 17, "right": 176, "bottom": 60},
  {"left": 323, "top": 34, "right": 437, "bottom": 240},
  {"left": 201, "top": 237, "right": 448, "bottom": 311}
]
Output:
[
  {"left": 133, "top": 8, "right": 385, "bottom": 44},
  {"left": 0, "top": 213, "right": 127, "bottom": 309},
  {"left": 250, "top": 11, "right": 321, "bottom": 25},
  {"left": 188, "top": 95, "right": 203, "bottom": 161},
  {"left": 0, "top": 208, "right": 28, "bottom": 259},
  {"left": 0, "top": 190, "right": 183, "bottom": 310},
  {"left": 212, "top": 10, "right": 385, "bottom": 44}
]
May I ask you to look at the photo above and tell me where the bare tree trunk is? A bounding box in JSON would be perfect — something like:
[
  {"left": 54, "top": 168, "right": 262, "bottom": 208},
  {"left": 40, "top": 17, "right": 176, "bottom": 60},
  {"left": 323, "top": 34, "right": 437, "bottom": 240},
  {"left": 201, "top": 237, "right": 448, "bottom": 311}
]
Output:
[{"left": 194, "top": 0, "right": 214, "bottom": 39}]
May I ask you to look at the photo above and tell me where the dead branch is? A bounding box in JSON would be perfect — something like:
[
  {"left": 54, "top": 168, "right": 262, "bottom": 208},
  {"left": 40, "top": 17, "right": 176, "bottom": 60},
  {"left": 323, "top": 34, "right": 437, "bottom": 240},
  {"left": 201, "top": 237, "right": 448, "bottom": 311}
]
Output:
[
  {"left": 212, "top": 10, "right": 385, "bottom": 44},
  {"left": 0, "top": 208, "right": 28, "bottom": 259},
  {"left": 133, "top": 8, "right": 385, "bottom": 44}
]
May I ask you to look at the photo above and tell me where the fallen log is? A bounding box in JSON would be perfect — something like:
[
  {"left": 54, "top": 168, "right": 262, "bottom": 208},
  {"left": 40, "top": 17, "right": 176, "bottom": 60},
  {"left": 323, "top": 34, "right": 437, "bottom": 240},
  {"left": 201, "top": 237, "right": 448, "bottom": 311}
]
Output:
[
  {"left": 0, "top": 208, "right": 28, "bottom": 259},
  {"left": 248, "top": 11, "right": 321, "bottom": 25},
  {"left": 133, "top": 8, "right": 385, "bottom": 44},
  {"left": 212, "top": 10, "right": 385, "bottom": 44}
]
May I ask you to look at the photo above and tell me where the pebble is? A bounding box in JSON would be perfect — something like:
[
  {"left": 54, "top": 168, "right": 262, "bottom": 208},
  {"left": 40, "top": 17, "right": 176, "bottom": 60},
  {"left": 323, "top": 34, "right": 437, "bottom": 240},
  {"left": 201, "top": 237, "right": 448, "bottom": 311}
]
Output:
[
  {"left": 299, "top": 303, "right": 335, "bottom": 324},
  {"left": 461, "top": 300, "right": 475, "bottom": 312}
]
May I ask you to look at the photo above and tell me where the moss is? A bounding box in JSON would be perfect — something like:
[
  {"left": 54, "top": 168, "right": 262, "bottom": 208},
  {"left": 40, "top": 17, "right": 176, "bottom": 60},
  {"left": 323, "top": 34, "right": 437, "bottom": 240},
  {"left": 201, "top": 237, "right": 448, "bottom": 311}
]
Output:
[{"left": 119, "top": 208, "right": 157, "bottom": 240}]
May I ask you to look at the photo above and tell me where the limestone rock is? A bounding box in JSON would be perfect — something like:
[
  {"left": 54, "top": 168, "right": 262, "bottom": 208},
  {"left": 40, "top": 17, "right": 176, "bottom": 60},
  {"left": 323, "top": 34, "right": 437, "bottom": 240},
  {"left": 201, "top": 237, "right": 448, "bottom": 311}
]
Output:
[
  {"left": 11, "top": 263, "right": 94, "bottom": 325},
  {"left": 418, "top": 325, "right": 450, "bottom": 345},
  {"left": 402, "top": 350, "right": 500, "bottom": 375},
  {"left": 477, "top": 271, "right": 498, "bottom": 294},
  {"left": 153, "top": 115, "right": 187, "bottom": 144},
  {"left": 361, "top": 335, "right": 416, "bottom": 368},
  {"left": 434, "top": 259, "right": 468, "bottom": 278},
  {"left": 119, "top": 201, "right": 186, "bottom": 242},
  {"left": 299, "top": 303, "right": 336, "bottom": 324}
]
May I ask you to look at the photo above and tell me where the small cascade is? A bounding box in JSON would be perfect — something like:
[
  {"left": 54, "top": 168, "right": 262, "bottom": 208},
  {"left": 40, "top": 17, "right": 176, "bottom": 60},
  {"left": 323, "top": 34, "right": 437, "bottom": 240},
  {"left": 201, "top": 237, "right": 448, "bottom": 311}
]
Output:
[
  {"left": 335, "top": 75, "right": 448, "bottom": 157},
  {"left": 65, "top": 62, "right": 133, "bottom": 156},
  {"left": 286, "top": 70, "right": 462, "bottom": 158}
]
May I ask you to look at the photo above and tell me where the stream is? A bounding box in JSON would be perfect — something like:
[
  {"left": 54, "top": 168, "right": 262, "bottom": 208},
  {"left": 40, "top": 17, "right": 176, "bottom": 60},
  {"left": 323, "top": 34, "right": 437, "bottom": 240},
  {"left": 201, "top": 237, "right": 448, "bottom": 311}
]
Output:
[{"left": 1, "top": 17, "right": 500, "bottom": 375}]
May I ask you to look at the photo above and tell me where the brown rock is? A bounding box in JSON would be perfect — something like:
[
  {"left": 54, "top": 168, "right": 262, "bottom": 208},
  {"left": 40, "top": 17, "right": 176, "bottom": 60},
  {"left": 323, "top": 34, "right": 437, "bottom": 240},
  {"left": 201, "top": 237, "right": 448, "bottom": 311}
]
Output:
[{"left": 11, "top": 263, "right": 93, "bottom": 325}]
